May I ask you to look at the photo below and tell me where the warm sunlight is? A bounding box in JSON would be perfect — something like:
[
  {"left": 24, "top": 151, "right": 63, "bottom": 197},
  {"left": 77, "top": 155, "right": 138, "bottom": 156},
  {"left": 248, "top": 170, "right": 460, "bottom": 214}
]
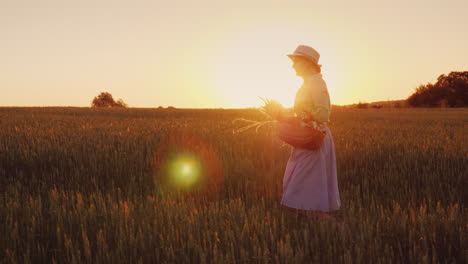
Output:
[
  {"left": 1, "top": 1, "right": 466, "bottom": 107},
  {"left": 209, "top": 24, "right": 346, "bottom": 108},
  {"left": 2, "top": 1, "right": 467, "bottom": 262}
]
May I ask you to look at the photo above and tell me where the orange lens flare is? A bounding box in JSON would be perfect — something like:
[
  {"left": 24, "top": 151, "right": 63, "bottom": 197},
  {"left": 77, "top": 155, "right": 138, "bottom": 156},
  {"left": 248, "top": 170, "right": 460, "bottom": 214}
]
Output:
[
  {"left": 152, "top": 132, "right": 224, "bottom": 201},
  {"left": 168, "top": 154, "right": 201, "bottom": 189}
]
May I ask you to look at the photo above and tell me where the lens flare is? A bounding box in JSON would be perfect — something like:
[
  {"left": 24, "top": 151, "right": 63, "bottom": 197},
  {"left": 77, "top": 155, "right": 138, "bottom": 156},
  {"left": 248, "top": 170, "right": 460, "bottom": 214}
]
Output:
[
  {"left": 169, "top": 154, "right": 201, "bottom": 188},
  {"left": 153, "top": 132, "right": 224, "bottom": 200}
]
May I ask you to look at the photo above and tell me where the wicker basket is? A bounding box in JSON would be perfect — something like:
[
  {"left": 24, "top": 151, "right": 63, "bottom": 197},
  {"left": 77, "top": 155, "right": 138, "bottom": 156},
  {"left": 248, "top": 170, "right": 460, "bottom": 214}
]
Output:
[{"left": 276, "top": 118, "right": 326, "bottom": 150}]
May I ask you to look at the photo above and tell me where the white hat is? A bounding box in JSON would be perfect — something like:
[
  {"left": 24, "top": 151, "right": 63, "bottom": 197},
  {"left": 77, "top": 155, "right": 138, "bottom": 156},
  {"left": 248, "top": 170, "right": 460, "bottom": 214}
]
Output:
[{"left": 287, "top": 45, "right": 320, "bottom": 65}]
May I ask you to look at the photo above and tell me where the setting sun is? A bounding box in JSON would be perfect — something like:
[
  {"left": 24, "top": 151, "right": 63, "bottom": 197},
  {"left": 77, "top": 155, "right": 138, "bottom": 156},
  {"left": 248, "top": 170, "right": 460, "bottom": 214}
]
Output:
[
  {"left": 210, "top": 26, "right": 344, "bottom": 108},
  {"left": 1, "top": 0, "right": 466, "bottom": 108},
  {"left": 1, "top": 0, "right": 466, "bottom": 262}
]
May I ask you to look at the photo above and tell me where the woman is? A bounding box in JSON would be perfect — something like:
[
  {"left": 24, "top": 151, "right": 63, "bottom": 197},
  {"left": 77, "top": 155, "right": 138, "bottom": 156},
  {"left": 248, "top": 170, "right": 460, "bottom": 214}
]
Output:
[{"left": 280, "top": 45, "right": 340, "bottom": 219}]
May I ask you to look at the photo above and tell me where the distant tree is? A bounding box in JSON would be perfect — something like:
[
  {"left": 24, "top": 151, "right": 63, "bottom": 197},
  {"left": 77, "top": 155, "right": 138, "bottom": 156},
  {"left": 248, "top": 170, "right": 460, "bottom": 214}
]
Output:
[
  {"left": 116, "top": 99, "right": 128, "bottom": 108},
  {"left": 407, "top": 71, "right": 468, "bottom": 107},
  {"left": 91, "top": 92, "right": 127, "bottom": 108}
]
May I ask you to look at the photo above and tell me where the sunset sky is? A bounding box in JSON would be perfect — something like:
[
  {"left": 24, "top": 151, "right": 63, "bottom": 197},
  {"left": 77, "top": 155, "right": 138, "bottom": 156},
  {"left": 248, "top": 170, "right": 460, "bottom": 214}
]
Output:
[{"left": 1, "top": 0, "right": 467, "bottom": 108}]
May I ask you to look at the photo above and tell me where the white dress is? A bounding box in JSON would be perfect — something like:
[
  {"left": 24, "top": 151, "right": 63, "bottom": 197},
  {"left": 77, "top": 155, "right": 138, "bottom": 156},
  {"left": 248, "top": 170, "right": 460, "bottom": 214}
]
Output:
[
  {"left": 280, "top": 73, "right": 340, "bottom": 212},
  {"left": 280, "top": 127, "right": 340, "bottom": 212}
]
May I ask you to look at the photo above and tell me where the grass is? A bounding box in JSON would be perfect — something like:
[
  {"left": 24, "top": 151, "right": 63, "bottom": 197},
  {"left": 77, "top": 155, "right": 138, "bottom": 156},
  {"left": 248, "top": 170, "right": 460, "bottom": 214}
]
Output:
[{"left": 0, "top": 107, "right": 466, "bottom": 263}]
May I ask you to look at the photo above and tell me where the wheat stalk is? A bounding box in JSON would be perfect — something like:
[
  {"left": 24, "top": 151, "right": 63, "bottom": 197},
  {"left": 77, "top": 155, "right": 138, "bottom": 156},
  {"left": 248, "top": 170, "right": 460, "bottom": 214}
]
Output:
[
  {"left": 232, "top": 119, "right": 275, "bottom": 133},
  {"left": 232, "top": 98, "right": 285, "bottom": 133},
  {"left": 258, "top": 97, "right": 285, "bottom": 120}
]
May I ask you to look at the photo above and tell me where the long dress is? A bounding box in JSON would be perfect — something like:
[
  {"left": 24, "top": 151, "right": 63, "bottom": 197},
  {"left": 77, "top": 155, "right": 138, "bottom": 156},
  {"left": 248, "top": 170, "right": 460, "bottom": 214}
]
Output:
[{"left": 280, "top": 73, "right": 340, "bottom": 212}]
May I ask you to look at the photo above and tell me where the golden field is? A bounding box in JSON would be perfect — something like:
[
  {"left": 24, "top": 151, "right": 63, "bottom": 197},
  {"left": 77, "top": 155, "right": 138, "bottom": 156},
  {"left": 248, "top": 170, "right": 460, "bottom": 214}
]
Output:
[{"left": 0, "top": 107, "right": 466, "bottom": 263}]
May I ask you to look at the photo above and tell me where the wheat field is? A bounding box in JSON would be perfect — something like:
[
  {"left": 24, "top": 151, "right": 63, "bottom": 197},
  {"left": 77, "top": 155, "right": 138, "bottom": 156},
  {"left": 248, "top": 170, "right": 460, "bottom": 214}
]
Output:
[{"left": 0, "top": 107, "right": 466, "bottom": 263}]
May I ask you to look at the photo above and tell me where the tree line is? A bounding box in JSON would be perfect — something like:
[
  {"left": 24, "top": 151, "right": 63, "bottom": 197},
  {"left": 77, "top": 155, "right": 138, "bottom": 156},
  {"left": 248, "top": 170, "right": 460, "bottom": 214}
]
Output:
[
  {"left": 92, "top": 71, "right": 467, "bottom": 109},
  {"left": 407, "top": 71, "right": 467, "bottom": 107}
]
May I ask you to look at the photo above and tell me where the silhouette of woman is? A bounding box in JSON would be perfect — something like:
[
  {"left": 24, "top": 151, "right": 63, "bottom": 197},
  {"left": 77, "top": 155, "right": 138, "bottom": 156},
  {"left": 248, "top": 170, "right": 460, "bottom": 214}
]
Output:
[{"left": 280, "top": 45, "right": 340, "bottom": 219}]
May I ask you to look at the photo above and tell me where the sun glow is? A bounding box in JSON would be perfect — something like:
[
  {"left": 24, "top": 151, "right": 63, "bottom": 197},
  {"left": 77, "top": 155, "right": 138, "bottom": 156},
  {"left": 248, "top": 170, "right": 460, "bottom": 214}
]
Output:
[{"left": 210, "top": 24, "right": 345, "bottom": 108}]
